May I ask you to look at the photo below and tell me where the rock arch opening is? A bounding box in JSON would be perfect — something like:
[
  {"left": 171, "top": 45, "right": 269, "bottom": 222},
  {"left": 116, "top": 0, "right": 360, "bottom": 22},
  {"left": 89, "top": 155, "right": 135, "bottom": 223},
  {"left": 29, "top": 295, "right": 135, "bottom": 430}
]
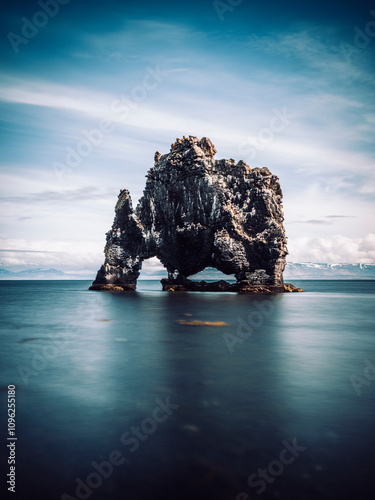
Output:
[
  {"left": 188, "top": 267, "right": 236, "bottom": 282},
  {"left": 137, "top": 257, "right": 167, "bottom": 281}
]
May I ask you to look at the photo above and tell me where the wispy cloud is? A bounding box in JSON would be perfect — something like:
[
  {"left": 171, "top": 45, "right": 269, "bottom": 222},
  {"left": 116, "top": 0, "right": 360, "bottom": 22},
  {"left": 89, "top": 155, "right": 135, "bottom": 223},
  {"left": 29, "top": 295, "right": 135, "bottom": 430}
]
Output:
[
  {"left": 0, "top": 186, "right": 118, "bottom": 204},
  {"left": 305, "top": 220, "right": 331, "bottom": 225},
  {"left": 326, "top": 215, "right": 356, "bottom": 219},
  {"left": 0, "top": 77, "right": 116, "bottom": 117},
  {"left": 0, "top": 248, "right": 64, "bottom": 254},
  {"left": 244, "top": 27, "right": 375, "bottom": 83},
  {"left": 32, "top": 187, "right": 118, "bottom": 202}
]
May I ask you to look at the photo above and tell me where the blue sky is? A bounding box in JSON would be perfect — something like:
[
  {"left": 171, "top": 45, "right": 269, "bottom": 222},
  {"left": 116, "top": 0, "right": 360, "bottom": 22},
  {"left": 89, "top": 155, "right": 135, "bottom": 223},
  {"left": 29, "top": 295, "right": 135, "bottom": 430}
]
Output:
[{"left": 1, "top": 0, "right": 375, "bottom": 274}]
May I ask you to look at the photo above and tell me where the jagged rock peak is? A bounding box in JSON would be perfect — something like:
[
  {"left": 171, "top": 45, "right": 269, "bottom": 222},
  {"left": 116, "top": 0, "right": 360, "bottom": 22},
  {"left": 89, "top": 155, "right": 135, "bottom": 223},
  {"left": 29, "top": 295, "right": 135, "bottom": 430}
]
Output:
[
  {"left": 169, "top": 136, "right": 217, "bottom": 158},
  {"left": 152, "top": 136, "right": 218, "bottom": 174},
  {"left": 90, "top": 136, "right": 300, "bottom": 293}
]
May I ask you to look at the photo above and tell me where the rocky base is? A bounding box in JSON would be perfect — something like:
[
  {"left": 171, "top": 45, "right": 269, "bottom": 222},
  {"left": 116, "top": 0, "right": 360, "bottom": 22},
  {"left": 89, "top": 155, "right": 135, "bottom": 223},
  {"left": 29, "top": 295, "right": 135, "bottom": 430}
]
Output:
[
  {"left": 161, "top": 279, "right": 303, "bottom": 293},
  {"left": 89, "top": 281, "right": 303, "bottom": 293},
  {"left": 89, "top": 283, "right": 136, "bottom": 292}
]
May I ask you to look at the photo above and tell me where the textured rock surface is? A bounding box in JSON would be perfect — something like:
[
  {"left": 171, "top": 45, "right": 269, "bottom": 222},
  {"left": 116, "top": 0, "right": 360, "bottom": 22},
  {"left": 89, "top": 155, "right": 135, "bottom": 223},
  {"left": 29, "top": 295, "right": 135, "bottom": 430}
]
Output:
[
  {"left": 161, "top": 280, "right": 303, "bottom": 293},
  {"left": 91, "top": 136, "right": 299, "bottom": 292}
]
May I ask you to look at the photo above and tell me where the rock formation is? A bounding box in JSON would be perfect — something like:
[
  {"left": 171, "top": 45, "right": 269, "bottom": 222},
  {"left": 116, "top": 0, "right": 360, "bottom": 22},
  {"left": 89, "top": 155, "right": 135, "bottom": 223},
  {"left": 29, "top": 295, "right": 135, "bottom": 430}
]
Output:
[{"left": 90, "top": 136, "right": 302, "bottom": 293}]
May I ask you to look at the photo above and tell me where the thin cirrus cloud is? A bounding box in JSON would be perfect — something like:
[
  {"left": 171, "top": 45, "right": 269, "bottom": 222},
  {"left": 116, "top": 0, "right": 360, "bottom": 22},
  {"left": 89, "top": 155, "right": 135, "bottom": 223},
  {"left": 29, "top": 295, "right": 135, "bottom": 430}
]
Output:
[
  {"left": 0, "top": 187, "right": 118, "bottom": 204},
  {"left": 326, "top": 215, "right": 356, "bottom": 218},
  {"left": 246, "top": 32, "right": 348, "bottom": 77},
  {"left": 0, "top": 77, "right": 116, "bottom": 118},
  {"left": 305, "top": 220, "right": 332, "bottom": 225},
  {"left": 1, "top": 72, "right": 372, "bottom": 181}
]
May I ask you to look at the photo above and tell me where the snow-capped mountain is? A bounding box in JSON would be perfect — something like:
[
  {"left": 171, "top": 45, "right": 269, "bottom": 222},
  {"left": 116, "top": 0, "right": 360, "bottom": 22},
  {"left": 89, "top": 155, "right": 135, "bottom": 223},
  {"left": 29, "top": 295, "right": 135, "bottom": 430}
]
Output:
[
  {"left": 16, "top": 268, "right": 66, "bottom": 277},
  {"left": 0, "top": 268, "right": 74, "bottom": 279},
  {"left": 284, "top": 263, "right": 375, "bottom": 279}
]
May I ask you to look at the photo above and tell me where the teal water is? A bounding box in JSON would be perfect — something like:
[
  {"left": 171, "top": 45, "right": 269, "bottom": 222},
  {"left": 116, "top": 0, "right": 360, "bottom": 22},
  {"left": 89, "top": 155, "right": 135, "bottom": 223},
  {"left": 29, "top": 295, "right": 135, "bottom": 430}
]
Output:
[{"left": 0, "top": 280, "right": 374, "bottom": 499}]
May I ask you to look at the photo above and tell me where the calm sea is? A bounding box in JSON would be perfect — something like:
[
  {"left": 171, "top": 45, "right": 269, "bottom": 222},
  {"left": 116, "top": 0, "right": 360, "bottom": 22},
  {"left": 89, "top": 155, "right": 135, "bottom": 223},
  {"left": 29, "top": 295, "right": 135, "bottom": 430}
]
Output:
[{"left": 0, "top": 280, "right": 374, "bottom": 500}]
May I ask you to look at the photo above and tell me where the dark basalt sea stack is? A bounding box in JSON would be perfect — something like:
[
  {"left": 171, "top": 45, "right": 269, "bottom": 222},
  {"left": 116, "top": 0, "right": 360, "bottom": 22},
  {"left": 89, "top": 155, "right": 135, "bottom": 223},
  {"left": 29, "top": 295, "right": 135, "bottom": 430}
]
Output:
[{"left": 90, "top": 136, "right": 302, "bottom": 293}]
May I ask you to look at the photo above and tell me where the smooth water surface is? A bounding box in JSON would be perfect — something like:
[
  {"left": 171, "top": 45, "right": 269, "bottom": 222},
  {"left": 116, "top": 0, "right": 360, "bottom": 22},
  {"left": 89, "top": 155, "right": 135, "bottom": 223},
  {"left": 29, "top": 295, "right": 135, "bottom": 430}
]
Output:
[{"left": 0, "top": 280, "right": 374, "bottom": 499}]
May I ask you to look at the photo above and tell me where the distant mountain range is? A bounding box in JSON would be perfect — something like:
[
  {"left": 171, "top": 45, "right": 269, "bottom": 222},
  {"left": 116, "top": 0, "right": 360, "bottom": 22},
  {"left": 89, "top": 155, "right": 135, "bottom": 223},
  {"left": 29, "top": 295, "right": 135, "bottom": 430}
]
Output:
[
  {"left": 283, "top": 263, "right": 375, "bottom": 279},
  {"left": 0, "top": 263, "right": 374, "bottom": 280},
  {"left": 0, "top": 268, "right": 89, "bottom": 280},
  {"left": 192, "top": 263, "right": 375, "bottom": 280}
]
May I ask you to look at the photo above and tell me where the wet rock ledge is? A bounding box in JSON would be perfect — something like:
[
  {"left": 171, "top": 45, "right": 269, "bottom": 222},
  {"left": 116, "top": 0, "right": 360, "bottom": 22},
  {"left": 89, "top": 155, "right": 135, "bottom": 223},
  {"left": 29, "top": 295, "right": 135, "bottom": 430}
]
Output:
[
  {"left": 160, "top": 280, "right": 303, "bottom": 293},
  {"left": 90, "top": 136, "right": 302, "bottom": 293}
]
